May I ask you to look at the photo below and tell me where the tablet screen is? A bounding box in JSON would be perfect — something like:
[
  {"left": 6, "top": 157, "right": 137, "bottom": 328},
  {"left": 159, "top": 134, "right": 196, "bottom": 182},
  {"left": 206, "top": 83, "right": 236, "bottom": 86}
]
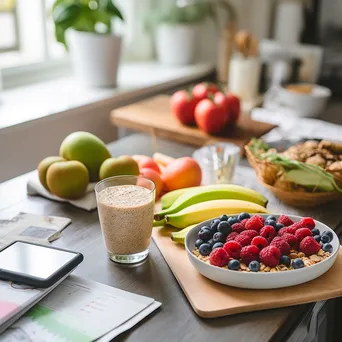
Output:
[{"left": 0, "top": 242, "right": 77, "bottom": 280}]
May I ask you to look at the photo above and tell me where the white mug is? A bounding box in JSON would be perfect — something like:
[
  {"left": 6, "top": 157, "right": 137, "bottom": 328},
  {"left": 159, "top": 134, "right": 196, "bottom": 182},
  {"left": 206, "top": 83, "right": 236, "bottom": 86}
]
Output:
[{"left": 264, "top": 84, "right": 331, "bottom": 118}]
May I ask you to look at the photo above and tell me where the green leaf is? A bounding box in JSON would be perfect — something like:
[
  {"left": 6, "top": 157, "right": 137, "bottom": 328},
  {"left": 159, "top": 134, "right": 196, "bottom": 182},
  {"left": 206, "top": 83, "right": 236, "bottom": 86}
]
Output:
[
  {"left": 53, "top": 3, "right": 81, "bottom": 26},
  {"left": 105, "top": 0, "right": 124, "bottom": 20}
]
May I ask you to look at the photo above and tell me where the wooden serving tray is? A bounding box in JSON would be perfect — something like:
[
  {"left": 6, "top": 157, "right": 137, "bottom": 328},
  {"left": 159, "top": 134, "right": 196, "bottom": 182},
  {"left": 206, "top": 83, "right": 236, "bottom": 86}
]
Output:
[
  {"left": 152, "top": 226, "right": 342, "bottom": 318},
  {"left": 111, "top": 95, "right": 276, "bottom": 151}
]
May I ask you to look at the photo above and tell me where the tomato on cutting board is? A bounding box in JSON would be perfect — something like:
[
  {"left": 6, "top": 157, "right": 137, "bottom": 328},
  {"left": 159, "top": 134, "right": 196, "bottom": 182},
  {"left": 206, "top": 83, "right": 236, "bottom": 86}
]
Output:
[
  {"left": 170, "top": 90, "right": 198, "bottom": 125},
  {"left": 192, "top": 82, "right": 220, "bottom": 102},
  {"left": 226, "top": 92, "right": 241, "bottom": 125},
  {"left": 194, "top": 92, "right": 229, "bottom": 134}
]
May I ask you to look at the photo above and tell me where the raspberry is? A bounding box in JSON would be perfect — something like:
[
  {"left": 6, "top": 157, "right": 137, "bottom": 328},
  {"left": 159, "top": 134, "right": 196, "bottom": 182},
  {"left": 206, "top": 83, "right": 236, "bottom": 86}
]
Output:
[
  {"left": 240, "top": 218, "right": 249, "bottom": 228},
  {"left": 282, "top": 233, "right": 298, "bottom": 250},
  {"left": 299, "top": 217, "right": 315, "bottom": 230},
  {"left": 240, "top": 245, "right": 260, "bottom": 265},
  {"left": 240, "top": 230, "right": 258, "bottom": 238},
  {"left": 260, "top": 225, "right": 277, "bottom": 242},
  {"left": 226, "top": 232, "right": 239, "bottom": 241},
  {"left": 287, "top": 222, "right": 303, "bottom": 234},
  {"left": 278, "top": 227, "right": 291, "bottom": 236},
  {"left": 270, "top": 237, "right": 290, "bottom": 255},
  {"left": 245, "top": 215, "right": 264, "bottom": 232},
  {"left": 295, "top": 228, "right": 312, "bottom": 242},
  {"left": 251, "top": 236, "right": 268, "bottom": 250},
  {"left": 209, "top": 248, "right": 229, "bottom": 267},
  {"left": 260, "top": 246, "right": 281, "bottom": 267},
  {"left": 223, "top": 241, "right": 242, "bottom": 259},
  {"left": 235, "top": 234, "right": 252, "bottom": 247},
  {"left": 299, "top": 236, "right": 321, "bottom": 256},
  {"left": 232, "top": 222, "right": 245, "bottom": 234},
  {"left": 277, "top": 215, "right": 294, "bottom": 227}
]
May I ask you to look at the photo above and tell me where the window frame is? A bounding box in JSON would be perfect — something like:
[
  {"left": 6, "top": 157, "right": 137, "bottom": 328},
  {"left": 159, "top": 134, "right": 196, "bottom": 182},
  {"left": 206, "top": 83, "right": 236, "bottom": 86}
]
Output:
[{"left": 0, "top": 5, "right": 20, "bottom": 53}]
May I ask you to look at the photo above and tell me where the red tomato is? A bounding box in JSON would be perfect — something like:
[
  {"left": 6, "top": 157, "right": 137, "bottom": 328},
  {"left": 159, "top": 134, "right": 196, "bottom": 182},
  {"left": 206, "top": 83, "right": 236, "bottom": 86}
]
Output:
[
  {"left": 170, "top": 90, "right": 197, "bottom": 125},
  {"left": 194, "top": 96, "right": 229, "bottom": 135},
  {"left": 192, "top": 82, "right": 220, "bottom": 102},
  {"left": 226, "top": 92, "right": 241, "bottom": 125}
]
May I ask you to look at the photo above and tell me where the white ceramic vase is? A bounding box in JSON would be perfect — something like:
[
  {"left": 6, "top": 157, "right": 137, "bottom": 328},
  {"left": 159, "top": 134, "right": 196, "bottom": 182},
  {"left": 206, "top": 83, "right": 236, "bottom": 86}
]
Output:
[
  {"left": 155, "top": 23, "right": 199, "bottom": 66},
  {"left": 67, "top": 30, "right": 122, "bottom": 87}
]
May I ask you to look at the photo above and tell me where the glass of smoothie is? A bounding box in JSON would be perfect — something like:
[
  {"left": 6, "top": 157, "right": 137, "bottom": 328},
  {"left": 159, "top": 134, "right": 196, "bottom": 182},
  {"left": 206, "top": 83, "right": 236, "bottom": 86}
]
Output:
[{"left": 95, "top": 175, "right": 155, "bottom": 264}]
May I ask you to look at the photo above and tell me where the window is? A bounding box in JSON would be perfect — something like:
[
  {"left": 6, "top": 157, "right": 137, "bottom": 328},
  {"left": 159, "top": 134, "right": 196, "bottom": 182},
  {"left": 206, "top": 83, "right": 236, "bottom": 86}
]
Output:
[
  {"left": 0, "top": 0, "right": 69, "bottom": 88},
  {"left": 0, "top": 0, "right": 19, "bottom": 53}
]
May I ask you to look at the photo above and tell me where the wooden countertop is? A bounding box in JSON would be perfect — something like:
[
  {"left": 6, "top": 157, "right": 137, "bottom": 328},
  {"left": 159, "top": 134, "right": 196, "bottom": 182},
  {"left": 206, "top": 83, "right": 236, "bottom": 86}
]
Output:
[{"left": 1, "top": 134, "right": 341, "bottom": 342}]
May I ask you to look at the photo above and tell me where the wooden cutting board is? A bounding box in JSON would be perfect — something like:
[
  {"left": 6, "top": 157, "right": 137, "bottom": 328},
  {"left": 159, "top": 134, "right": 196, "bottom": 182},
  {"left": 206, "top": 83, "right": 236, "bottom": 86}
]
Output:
[
  {"left": 110, "top": 95, "right": 276, "bottom": 150},
  {"left": 152, "top": 226, "right": 342, "bottom": 318}
]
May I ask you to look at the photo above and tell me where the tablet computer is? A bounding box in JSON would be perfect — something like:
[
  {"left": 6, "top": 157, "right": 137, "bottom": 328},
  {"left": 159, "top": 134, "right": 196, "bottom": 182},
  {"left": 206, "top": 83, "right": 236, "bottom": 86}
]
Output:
[{"left": 0, "top": 241, "right": 83, "bottom": 288}]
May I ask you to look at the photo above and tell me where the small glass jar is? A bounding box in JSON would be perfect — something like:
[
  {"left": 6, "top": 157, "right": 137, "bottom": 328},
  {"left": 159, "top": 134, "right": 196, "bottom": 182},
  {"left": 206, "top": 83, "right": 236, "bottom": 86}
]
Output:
[{"left": 193, "top": 143, "right": 240, "bottom": 185}]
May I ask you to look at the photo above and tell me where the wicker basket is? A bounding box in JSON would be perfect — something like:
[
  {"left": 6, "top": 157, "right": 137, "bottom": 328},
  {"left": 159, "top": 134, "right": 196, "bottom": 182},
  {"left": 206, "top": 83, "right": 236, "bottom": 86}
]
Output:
[{"left": 245, "top": 145, "right": 342, "bottom": 207}]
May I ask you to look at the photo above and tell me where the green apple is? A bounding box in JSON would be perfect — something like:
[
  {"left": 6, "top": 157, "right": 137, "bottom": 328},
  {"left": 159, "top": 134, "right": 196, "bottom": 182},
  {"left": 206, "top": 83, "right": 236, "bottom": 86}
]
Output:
[
  {"left": 46, "top": 161, "right": 89, "bottom": 199},
  {"left": 60, "top": 132, "right": 111, "bottom": 182},
  {"left": 99, "top": 156, "right": 139, "bottom": 180},
  {"left": 38, "top": 156, "right": 66, "bottom": 190}
]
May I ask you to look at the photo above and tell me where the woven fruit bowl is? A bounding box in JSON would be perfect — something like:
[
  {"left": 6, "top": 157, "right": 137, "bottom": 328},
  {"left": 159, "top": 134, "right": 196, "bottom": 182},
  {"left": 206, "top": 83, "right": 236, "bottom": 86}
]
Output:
[
  {"left": 245, "top": 139, "right": 342, "bottom": 207},
  {"left": 185, "top": 214, "right": 339, "bottom": 289}
]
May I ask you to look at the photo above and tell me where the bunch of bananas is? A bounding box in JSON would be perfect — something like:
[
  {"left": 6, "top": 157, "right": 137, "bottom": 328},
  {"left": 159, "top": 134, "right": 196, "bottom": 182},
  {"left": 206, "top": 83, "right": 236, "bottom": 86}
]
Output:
[{"left": 153, "top": 184, "right": 269, "bottom": 243}]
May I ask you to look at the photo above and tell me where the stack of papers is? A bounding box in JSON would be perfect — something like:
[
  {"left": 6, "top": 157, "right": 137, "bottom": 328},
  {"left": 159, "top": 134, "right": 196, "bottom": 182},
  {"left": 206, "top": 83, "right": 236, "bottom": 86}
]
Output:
[
  {"left": 1, "top": 276, "right": 161, "bottom": 342},
  {"left": 0, "top": 212, "right": 71, "bottom": 249}
]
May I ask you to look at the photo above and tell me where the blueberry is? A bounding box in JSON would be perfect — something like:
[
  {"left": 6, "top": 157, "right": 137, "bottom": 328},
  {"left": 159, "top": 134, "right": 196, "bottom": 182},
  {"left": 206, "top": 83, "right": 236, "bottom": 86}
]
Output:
[
  {"left": 212, "top": 242, "right": 224, "bottom": 250},
  {"left": 228, "top": 216, "right": 240, "bottom": 225},
  {"left": 311, "top": 228, "right": 320, "bottom": 236},
  {"left": 249, "top": 260, "right": 260, "bottom": 272},
  {"left": 198, "top": 228, "right": 212, "bottom": 241},
  {"left": 314, "top": 235, "right": 321, "bottom": 243},
  {"left": 199, "top": 243, "right": 212, "bottom": 256},
  {"left": 266, "top": 215, "right": 277, "bottom": 222},
  {"left": 220, "top": 214, "right": 228, "bottom": 221},
  {"left": 213, "top": 232, "right": 226, "bottom": 243},
  {"left": 265, "top": 220, "right": 276, "bottom": 228},
  {"left": 292, "top": 258, "right": 304, "bottom": 269},
  {"left": 275, "top": 223, "right": 284, "bottom": 232},
  {"left": 207, "top": 239, "right": 215, "bottom": 248},
  {"left": 322, "top": 243, "right": 333, "bottom": 253},
  {"left": 321, "top": 234, "right": 331, "bottom": 244},
  {"left": 210, "top": 219, "right": 221, "bottom": 233},
  {"left": 195, "top": 239, "right": 204, "bottom": 248},
  {"left": 280, "top": 255, "right": 291, "bottom": 267},
  {"left": 322, "top": 230, "right": 333, "bottom": 241},
  {"left": 238, "top": 212, "right": 250, "bottom": 221},
  {"left": 217, "top": 221, "right": 232, "bottom": 236},
  {"left": 228, "top": 259, "right": 240, "bottom": 271}
]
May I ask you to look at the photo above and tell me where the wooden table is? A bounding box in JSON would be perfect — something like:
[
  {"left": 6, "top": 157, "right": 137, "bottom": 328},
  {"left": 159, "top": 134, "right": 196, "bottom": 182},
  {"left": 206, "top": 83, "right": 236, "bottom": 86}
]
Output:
[{"left": 1, "top": 134, "right": 341, "bottom": 342}]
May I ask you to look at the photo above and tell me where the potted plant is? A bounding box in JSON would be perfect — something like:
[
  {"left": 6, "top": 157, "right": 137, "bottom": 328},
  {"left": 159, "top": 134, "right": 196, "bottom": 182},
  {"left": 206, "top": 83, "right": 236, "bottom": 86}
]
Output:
[
  {"left": 52, "top": 0, "right": 124, "bottom": 87},
  {"left": 147, "top": 2, "right": 215, "bottom": 66}
]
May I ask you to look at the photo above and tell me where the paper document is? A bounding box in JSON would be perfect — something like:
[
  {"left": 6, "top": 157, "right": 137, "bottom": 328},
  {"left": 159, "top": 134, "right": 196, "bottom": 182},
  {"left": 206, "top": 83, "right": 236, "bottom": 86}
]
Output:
[
  {"left": 0, "top": 212, "right": 71, "bottom": 249},
  {"left": 1, "top": 276, "right": 161, "bottom": 342}
]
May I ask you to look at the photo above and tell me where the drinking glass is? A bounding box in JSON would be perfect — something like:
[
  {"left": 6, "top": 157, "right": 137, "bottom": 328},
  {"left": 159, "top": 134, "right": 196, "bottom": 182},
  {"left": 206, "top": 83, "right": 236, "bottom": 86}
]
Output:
[
  {"left": 193, "top": 143, "right": 240, "bottom": 184},
  {"left": 95, "top": 175, "right": 155, "bottom": 264}
]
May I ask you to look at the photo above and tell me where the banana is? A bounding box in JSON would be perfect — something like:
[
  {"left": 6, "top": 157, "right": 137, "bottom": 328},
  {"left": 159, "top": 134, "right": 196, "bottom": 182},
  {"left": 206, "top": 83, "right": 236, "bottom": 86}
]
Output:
[
  {"left": 160, "top": 187, "right": 198, "bottom": 209},
  {"left": 171, "top": 224, "right": 197, "bottom": 244},
  {"left": 153, "top": 218, "right": 166, "bottom": 227},
  {"left": 155, "top": 184, "right": 267, "bottom": 220},
  {"left": 165, "top": 199, "right": 269, "bottom": 228}
]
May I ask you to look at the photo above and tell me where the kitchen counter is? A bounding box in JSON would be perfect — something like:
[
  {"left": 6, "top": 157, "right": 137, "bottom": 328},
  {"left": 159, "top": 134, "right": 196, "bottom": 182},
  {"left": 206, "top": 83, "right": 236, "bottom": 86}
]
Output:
[{"left": 1, "top": 133, "right": 341, "bottom": 342}]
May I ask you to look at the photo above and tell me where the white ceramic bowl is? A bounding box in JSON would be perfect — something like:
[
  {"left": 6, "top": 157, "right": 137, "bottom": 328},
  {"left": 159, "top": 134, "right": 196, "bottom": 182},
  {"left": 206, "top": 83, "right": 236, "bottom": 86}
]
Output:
[{"left": 185, "top": 214, "right": 339, "bottom": 289}]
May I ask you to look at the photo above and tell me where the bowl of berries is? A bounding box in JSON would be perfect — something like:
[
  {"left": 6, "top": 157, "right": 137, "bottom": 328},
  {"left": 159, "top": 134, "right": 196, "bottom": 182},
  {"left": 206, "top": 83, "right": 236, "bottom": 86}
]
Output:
[{"left": 185, "top": 213, "right": 339, "bottom": 289}]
